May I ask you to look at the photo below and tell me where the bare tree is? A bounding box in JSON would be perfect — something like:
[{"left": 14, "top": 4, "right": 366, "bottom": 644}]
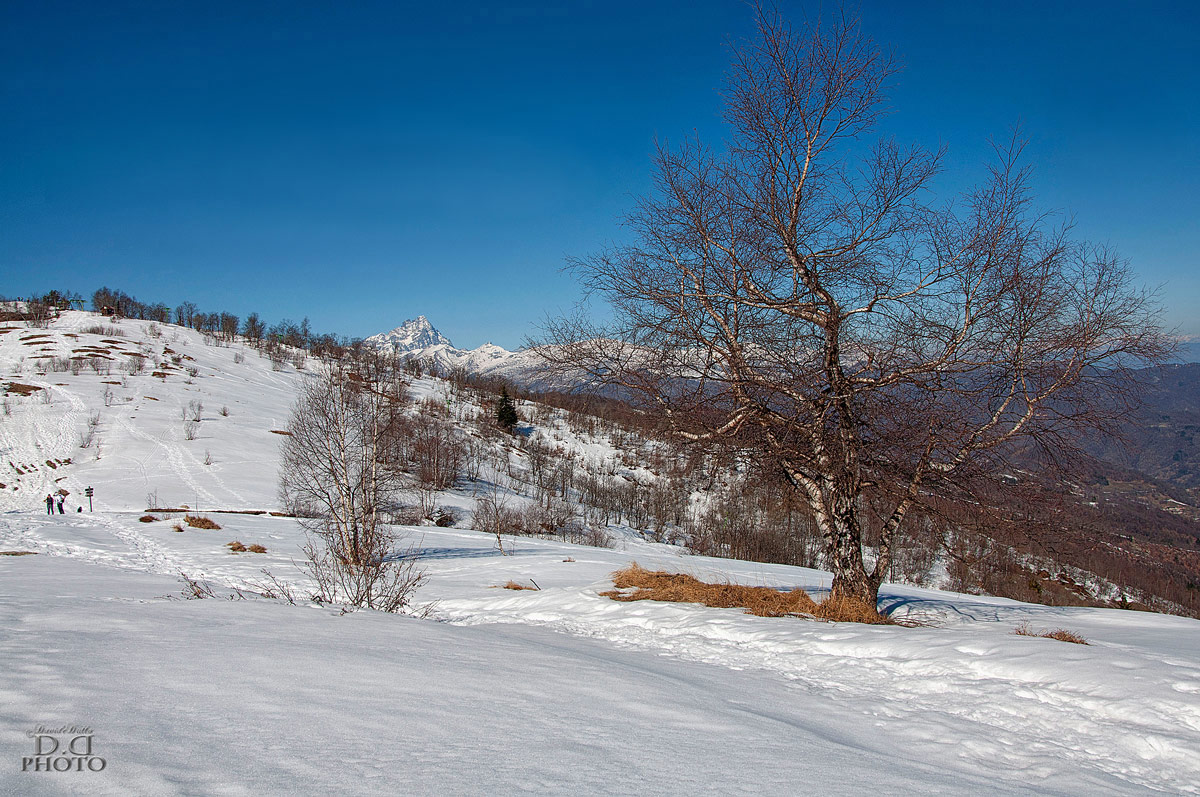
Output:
[
  {"left": 279, "top": 358, "right": 423, "bottom": 611},
  {"left": 540, "top": 6, "right": 1173, "bottom": 607}
]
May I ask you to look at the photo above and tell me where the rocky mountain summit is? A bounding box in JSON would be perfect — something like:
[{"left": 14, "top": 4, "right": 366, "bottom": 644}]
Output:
[{"left": 365, "top": 317, "right": 543, "bottom": 383}]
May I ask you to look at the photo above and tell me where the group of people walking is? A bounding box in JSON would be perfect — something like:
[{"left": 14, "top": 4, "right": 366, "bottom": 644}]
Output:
[{"left": 45, "top": 493, "right": 65, "bottom": 515}]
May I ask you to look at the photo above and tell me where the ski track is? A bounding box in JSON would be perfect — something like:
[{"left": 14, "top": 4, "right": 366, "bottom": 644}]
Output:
[
  {"left": 0, "top": 513, "right": 246, "bottom": 588},
  {"left": 114, "top": 414, "right": 225, "bottom": 509}
]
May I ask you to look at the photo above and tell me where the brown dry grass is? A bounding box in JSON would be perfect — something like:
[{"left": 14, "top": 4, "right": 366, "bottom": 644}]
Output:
[
  {"left": 601, "top": 563, "right": 891, "bottom": 624},
  {"left": 184, "top": 514, "right": 221, "bottom": 530},
  {"left": 246, "top": 544, "right": 267, "bottom": 554},
  {"left": 4, "top": 383, "right": 43, "bottom": 396},
  {"left": 139, "top": 514, "right": 157, "bottom": 523},
  {"left": 1014, "top": 622, "right": 1089, "bottom": 645},
  {"left": 226, "top": 541, "right": 247, "bottom": 552},
  {"left": 269, "top": 429, "right": 293, "bottom": 436},
  {"left": 172, "top": 523, "right": 184, "bottom": 533},
  {"left": 498, "top": 580, "right": 539, "bottom": 590},
  {"left": 0, "top": 550, "right": 38, "bottom": 556}
]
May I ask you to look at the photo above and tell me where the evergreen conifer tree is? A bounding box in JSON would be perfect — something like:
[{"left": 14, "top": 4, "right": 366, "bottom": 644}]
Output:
[{"left": 496, "top": 388, "right": 518, "bottom": 431}]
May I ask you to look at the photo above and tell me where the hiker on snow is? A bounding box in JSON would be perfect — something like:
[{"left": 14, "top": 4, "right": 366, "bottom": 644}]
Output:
[
  {"left": 45, "top": 494, "right": 54, "bottom": 515},
  {"left": 56, "top": 495, "right": 65, "bottom": 514}
]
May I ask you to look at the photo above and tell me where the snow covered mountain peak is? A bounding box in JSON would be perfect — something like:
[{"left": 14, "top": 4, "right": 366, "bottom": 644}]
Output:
[
  {"left": 364, "top": 316, "right": 552, "bottom": 386},
  {"left": 368, "top": 316, "right": 454, "bottom": 352}
]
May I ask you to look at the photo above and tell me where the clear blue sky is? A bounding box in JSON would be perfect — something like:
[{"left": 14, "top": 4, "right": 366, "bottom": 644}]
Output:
[{"left": 2, "top": 1, "right": 1197, "bottom": 349}]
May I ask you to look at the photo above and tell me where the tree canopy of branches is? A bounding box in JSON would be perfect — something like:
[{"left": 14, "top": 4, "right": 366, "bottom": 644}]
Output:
[{"left": 541, "top": 7, "right": 1172, "bottom": 606}]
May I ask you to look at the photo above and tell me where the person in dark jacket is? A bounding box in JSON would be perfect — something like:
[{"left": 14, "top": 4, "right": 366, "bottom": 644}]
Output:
[{"left": 45, "top": 494, "right": 54, "bottom": 515}]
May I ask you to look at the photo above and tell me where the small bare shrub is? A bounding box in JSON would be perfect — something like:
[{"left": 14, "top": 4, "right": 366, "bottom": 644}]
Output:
[
  {"left": 122, "top": 354, "right": 146, "bottom": 375},
  {"left": 183, "top": 420, "right": 199, "bottom": 440},
  {"left": 83, "top": 324, "right": 124, "bottom": 337},
  {"left": 219, "top": 405, "right": 229, "bottom": 417},
  {"left": 1014, "top": 622, "right": 1089, "bottom": 644}
]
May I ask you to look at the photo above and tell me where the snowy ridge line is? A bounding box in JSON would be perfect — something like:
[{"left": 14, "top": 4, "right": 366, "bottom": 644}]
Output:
[{"left": 436, "top": 587, "right": 1200, "bottom": 794}]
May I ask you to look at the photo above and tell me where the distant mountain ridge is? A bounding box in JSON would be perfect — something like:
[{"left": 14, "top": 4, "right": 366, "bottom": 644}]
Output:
[{"left": 364, "top": 317, "right": 543, "bottom": 383}]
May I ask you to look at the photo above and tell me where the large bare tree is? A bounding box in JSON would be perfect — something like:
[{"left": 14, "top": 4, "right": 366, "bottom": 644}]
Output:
[
  {"left": 279, "top": 355, "right": 424, "bottom": 611},
  {"left": 541, "top": 7, "right": 1172, "bottom": 606}
]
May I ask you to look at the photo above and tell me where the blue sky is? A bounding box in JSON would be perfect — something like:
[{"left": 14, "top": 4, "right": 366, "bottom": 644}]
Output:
[{"left": 2, "top": 1, "right": 1197, "bottom": 349}]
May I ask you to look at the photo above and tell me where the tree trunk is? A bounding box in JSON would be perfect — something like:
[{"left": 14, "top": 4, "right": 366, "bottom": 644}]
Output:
[{"left": 824, "top": 506, "right": 878, "bottom": 606}]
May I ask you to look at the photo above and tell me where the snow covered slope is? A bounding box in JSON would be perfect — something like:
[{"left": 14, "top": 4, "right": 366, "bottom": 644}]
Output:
[
  {"left": 1, "top": 312, "right": 304, "bottom": 514},
  {"left": 3, "top": 312, "right": 1200, "bottom": 795}
]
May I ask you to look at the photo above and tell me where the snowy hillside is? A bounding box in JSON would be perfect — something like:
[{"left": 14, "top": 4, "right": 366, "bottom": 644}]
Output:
[
  {"left": 3, "top": 313, "right": 1200, "bottom": 795},
  {"left": 0, "top": 311, "right": 303, "bottom": 514}
]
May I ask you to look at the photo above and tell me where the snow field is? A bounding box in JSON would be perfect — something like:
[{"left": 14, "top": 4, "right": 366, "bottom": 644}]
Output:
[{"left": 2, "top": 312, "right": 1200, "bottom": 794}]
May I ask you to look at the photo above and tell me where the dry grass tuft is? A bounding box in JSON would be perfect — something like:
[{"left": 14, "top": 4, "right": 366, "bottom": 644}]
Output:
[
  {"left": 1, "top": 550, "right": 39, "bottom": 556},
  {"left": 4, "top": 383, "right": 43, "bottom": 396},
  {"left": 601, "top": 563, "right": 892, "bottom": 624},
  {"left": 139, "top": 514, "right": 157, "bottom": 523},
  {"left": 225, "top": 541, "right": 266, "bottom": 554},
  {"left": 184, "top": 514, "right": 221, "bottom": 530},
  {"left": 269, "top": 429, "right": 293, "bottom": 436},
  {"left": 1014, "top": 622, "right": 1089, "bottom": 644},
  {"left": 172, "top": 523, "right": 184, "bottom": 533},
  {"left": 811, "top": 594, "right": 891, "bottom": 624},
  {"left": 602, "top": 563, "right": 816, "bottom": 617},
  {"left": 498, "top": 580, "right": 539, "bottom": 591}
]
